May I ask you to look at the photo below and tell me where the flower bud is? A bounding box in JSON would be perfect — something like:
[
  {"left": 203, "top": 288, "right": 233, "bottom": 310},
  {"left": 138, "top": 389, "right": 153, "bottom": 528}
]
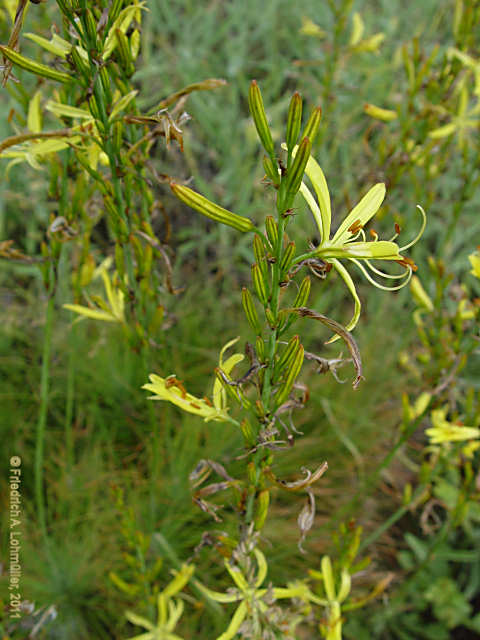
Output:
[
  {"left": 242, "top": 287, "right": 262, "bottom": 334},
  {"left": 253, "top": 234, "right": 268, "bottom": 282},
  {"left": 265, "top": 216, "right": 278, "bottom": 249},
  {"left": 364, "top": 103, "right": 398, "bottom": 122},
  {"left": 0, "top": 45, "right": 71, "bottom": 83},
  {"left": 293, "top": 276, "right": 311, "bottom": 309},
  {"left": 300, "top": 106, "right": 322, "bottom": 146},
  {"left": 280, "top": 241, "right": 296, "bottom": 275},
  {"left": 286, "top": 92, "right": 303, "bottom": 151},
  {"left": 285, "top": 137, "right": 312, "bottom": 200},
  {"left": 277, "top": 334, "right": 300, "bottom": 372},
  {"left": 252, "top": 263, "right": 269, "bottom": 306},
  {"left": 115, "top": 28, "right": 135, "bottom": 77},
  {"left": 263, "top": 155, "right": 280, "bottom": 186},
  {"left": 240, "top": 418, "right": 256, "bottom": 447},
  {"left": 248, "top": 80, "right": 275, "bottom": 156},
  {"left": 170, "top": 183, "right": 255, "bottom": 232},
  {"left": 254, "top": 490, "right": 270, "bottom": 530},
  {"left": 275, "top": 342, "right": 304, "bottom": 407}
]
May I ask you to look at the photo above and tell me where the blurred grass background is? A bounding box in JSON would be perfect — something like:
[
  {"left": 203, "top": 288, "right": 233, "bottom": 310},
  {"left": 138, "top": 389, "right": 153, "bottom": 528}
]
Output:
[{"left": 0, "top": 0, "right": 479, "bottom": 638}]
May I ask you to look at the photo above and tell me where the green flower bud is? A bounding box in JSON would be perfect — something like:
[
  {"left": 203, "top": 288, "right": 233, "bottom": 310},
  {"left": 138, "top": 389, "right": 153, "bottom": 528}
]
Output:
[
  {"left": 0, "top": 45, "right": 71, "bottom": 83},
  {"left": 263, "top": 155, "right": 280, "bottom": 186},
  {"left": 170, "top": 183, "right": 255, "bottom": 233},
  {"left": 275, "top": 342, "right": 304, "bottom": 407},
  {"left": 293, "top": 276, "right": 311, "bottom": 308},
  {"left": 286, "top": 92, "right": 303, "bottom": 151},
  {"left": 280, "top": 241, "right": 296, "bottom": 275},
  {"left": 300, "top": 106, "right": 322, "bottom": 146},
  {"left": 285, "top": 136, "right": 312, "bottom": 200},
  {"left": 248, "top": 80, "right": 275, "bottom": 156},
  {"left": 265, "top": 216, "right": 278, "bottom": 249},
  {"left": 254, "top": 490, "right": 270, "bottom": 530},
  {"left": 251, "top": 263, "right": 269, "bottom": 305},
  {"left": 242, "top": 287, "right": 262, "bottom": 334}
]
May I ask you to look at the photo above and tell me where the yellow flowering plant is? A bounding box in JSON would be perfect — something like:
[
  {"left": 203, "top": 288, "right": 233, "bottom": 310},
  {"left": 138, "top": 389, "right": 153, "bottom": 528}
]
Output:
[{"left": 140, "top": 81, "right": 423, "bottom": 638}]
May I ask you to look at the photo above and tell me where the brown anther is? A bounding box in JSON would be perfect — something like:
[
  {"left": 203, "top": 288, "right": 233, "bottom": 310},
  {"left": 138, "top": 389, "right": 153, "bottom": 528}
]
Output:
[
  {"left": 396, "top": 256, "right": 418, "bottom": 272},
  {"left": 347, "top": 219, "right": 363, "bottom": 234},
  {"left": 369, "top": 229, "right": 378, "bottom": 239},
  {"left": 203, "top": 396, "right": 213, "bottom": 407},
  {"left": 189, "top": 402, "right": 201, "bottom": 409},
  {"left": 395, "top": 222, "right": 401, "bottom": 234},
  {"left": 165, "top": 376, "right": 187, "bottom": 398}
]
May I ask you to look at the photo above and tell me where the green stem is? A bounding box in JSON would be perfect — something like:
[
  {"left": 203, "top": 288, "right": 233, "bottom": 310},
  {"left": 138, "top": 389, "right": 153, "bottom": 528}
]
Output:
[
  {"left": 35, "top": 291, "right": 55, "bottom": 545},
  {"left": 64, "top": 324, "right": 75, "bottom": 475}
]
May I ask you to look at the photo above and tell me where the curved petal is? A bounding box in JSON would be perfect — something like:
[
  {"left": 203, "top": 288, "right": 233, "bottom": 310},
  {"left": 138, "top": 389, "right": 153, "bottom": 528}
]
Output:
[
  {"left": 325, "top": 259, "right": 361, "bottom": 344},
  {"left": 304, "top": 154, "right": 331, "bottom": 242},
  {"left": 299, "top": 181, "right": 324, "bottom": 240},
  {"left": 332, "top": 183, "right": 386, "bottom": 245},
  {"left": 216, "top": 602, "right": 248, "bottom": 640},
  {"left": 253, "top": 549, "right": 268, "bottom": 588}
]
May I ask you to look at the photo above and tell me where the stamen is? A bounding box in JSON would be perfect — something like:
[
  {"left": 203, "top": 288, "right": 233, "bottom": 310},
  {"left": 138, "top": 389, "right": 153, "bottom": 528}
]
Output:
[
  {"left": 396, "top": 256, "right": 418, "bottom": 272},
  {"left": 369, "top": 229, "right": 378, "bottom": 241},
  {"left": 348, "top": 219, "right": 363, "bottom": 234},
  {"left": 350, "top": 258, "right": 413, "bottom": 291},
  {"left": 399, "top": 205, "right": 427, "bottom": 251},
  {"left": 363, "top": 259, "right": 412, "bottom": 280}
]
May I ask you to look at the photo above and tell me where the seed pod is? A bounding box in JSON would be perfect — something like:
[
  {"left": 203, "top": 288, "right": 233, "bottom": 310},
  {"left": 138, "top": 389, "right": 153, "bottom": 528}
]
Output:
[
  {"left": 286, "top": 92, "right": 302, "bottom": 151},
  {"left": 263, "top": 156, "right": 280, "bottom": 186},
  {"left": 285, "top": 137, "right": 312, "bottom": 200},
  {"left": 254, "top": 490, "right": 270, "bottom": 530},
  {"left": 248, "top": 80, "right": 275, "bottom": 156},
  {"left": 293, "top": 276, "right": 311, "bottom": 309},
  {"left": 253, "top": 234, "right": 268, "bottom": 282},
  {"left": 300, "top": 106, "right": 322, "bottom": 146},
  {"left": 242, "top": 287, "right": 262, "bottom": 334},
  {"left": 0, "top": 45, "right": 71, "bottom": 83},
  {"left": 280, "top": 241, "right": 296, "bottom": 275},
  {"left": 265, "top": 216, "right": 278, "bottom": 249},
  {"left": 275, "top": 342, "right": 304, "bottom": 407},
  {"left": 276, "top": 334, "right": 300, "bottom": 372},
  {"left": 252, "top": 263, "right": 269, "bottom": 306},
  {"left": 171, "top": 183, "right": 255, "bottom": 233}
]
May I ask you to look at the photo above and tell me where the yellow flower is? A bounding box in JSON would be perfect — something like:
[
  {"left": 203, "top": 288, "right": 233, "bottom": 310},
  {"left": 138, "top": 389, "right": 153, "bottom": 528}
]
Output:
[
  {"left": 143, "top": 338, "right": 244, "bottom": 424},
  {"left": 63, "top": 265, "right": 125, "bottom": 324},
  {"left": 125, "top": 564, "right": 194, "bottom": 640},
  {"left": 426, "top": 408, "right": 480, "bottom": 445},
  {"left": 429, "top": 85, "right": 480, "bottom": 150},
  {"left": 469, "top": 252, "right": 480, "bottom": 279},
  {"left": 289, "top": 147, "right": 425, "bottom": 335},
  {"left": 198, "top": 548, "right": 315, "bottom": 640}
]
